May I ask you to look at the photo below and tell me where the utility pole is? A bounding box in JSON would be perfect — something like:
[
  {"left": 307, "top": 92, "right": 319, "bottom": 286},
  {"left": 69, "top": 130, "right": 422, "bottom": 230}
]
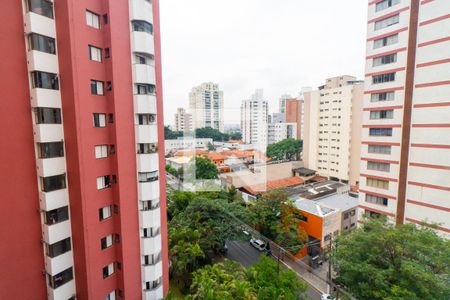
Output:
[{"left": 327, "top": 234, "right": 333, "bottom": 294}]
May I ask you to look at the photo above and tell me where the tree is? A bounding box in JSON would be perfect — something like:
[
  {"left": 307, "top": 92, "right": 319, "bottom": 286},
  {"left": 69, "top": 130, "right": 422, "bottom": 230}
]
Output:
[
  {"left": 266, "top": 138, "right": 302, "bottom": 161},
  {"left": 195, "top": 127, "right": 229, "bottom": 141},
  {"left": 207, "top": 142, "right": 215, "bottom": 151},
  {"left": 247, "top": 256, "right": 307, "bottom": 300},
  {"left": 165, "top": 126, "right": 186, "bottom": 139},
  {"left": 331, "top": 218, "right": 450, "bottom": 300},
  {"left": 248, "top": 190, "right": 308, "bottom": 253},
  {"left": 229, "top": 132, "right": 242, "bottom": 140},
  {"left": 166, "top": 164, "right": 178, "bottom": 176},
  {"left": 188, "top": 260, "right": 257, "bottom": 300},
  {"left": 186, "top": 156, "right": 219, "bottom": 180}
]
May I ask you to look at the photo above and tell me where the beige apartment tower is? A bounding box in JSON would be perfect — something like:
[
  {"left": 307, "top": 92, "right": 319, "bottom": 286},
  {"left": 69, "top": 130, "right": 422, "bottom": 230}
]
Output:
[
  {"left": 174, "top": 107, "right": 192, "bottom": 132},
  {"left": 189, "top": 82, "right": 224, "bottom": 132},
  {"left": 303, "top": 76, "right": 364, "bottom": 186}
]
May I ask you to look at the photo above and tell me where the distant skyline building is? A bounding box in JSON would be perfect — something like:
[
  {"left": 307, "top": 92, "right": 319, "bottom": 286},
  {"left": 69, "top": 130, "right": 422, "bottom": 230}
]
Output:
[
  {"left": 174, "top": 107, "right": 192, "bottom": 132},
  {"left": 359, "top": 0, "right": 450, "bottom": 237},
  {"left": 0, "top": 0, "right": 168, "bottom": 299},
  {"left": 268, "top": 122, "right": 297, "bottom": 144},
  {"left": 189, "top": 82, "right": 224, "bottom": 132},
  {"left": 241, "top": 89, "right": 268, "bottom": 150},
  {"left": 278, "top": 94, "right": 292, "bottom": 114},
  {"left": 285, "top": 98, "right": 304, "bottom": 140},
  {"left": 303, "top": 76, "right": 364, "bottom": 186}
]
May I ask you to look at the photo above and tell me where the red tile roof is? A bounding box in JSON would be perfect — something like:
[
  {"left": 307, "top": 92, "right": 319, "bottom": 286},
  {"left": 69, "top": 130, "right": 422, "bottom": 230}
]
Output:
[{"left": 242, "top": 176, "right": 305, "bottom": 196}]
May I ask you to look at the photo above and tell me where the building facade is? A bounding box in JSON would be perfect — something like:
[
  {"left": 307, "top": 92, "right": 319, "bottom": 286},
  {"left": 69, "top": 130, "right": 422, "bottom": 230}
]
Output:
[
  {"left": 268, "top": 122, "right": 297, "bottom": 144},
  {"left": 0, "top": 0, "right": 168, "bottom": 299},
  {"left": 359, "top": 0, "right": 450, "bottom": 237},
  {"left": 189, "top": 82, "right": 224, "bottom": 132},
  {"left": 174, "top": 107, "right": 192, "bottom": 132},
  {"left": 285, "top": 98, "right": 304, "bottom": 140},
  {"left": 241, "top": 89, "right": 268, "bottom": 150},
  {"left": 303, "top": 76, "right": 364, "bottom": 186},
  {"left": 278, "top": 94, "right": 292, "bottom": 113}
]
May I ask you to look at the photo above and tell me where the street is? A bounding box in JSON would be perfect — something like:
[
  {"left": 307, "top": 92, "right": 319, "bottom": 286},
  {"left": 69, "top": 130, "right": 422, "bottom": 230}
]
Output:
[{"left": 225, "top": 240, "right": 323, "bottom": 300}]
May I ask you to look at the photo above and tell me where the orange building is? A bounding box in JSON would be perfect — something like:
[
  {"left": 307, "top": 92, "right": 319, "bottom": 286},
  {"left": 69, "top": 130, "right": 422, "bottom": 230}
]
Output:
[{"left": 285, "top": 98, "right": 303, "bottom": 140}]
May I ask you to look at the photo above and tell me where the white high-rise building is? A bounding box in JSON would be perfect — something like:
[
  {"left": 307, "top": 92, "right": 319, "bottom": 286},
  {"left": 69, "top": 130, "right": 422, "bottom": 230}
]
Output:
[
  {"left": 268, "top": 122, "right": 297, "bottom": 145},
  {"left": 303, "top": 76, "right": 364, "bottom": 186},
  {"left": 174, "top": 107, "right": 192, "bottom": 132},
  {"left": 278, "top": 94, "right": 292, "bottom": 114},
  {"left": 189, "top": 82, "right": 224, "bottom": 132},
  {"left": 241, "top": 89, "right": 268, "bottom": 150},
  {"left": 359, "top": 0, "right": 450, "bottom": 237}
]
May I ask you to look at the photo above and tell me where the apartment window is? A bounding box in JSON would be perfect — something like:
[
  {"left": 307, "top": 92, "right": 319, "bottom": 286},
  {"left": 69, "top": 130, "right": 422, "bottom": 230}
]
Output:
[
  {"left": 28, "top": 33, "right": 55, "bottom": 54},
  {"left": 370, "top": 110, "right": 394, "bottom": 119},
  {"left": 372, "top": 73, "right": 396, "bottom": 84},
  {"left": 141, "top": 199, "right": 160, "bottom": 211},
  {"left": 106, "top": 81, "right": 112, "bottom": 91},
  {"left": 45, "top": 206, "right": 69, "bottom": 225},
  {"left": 28, "top": 0, "right": 53, "bottom": 19},
  {"left": 91, "top": 80, "right": 105, "bottom": 95},
  {"left": 144, "top": 252, "right": 161, "bottom": 266},
  {"left": 136, "top": 84, "right": 155, "bottom": 95},
  {"left": 371, "top": 91, "right": 395, "bottom": 102},
  {"left": 368, "top": 144, "right": 392, "bottom": 154},
  {"left": 373, "top": 53, "right": 397, "bottom": 67},
  {"left": 99, "top": 206, "right": 112, "bottom": 221},
  {"left": 137, "top": 143, "right": 158, "bottom": 154},
  {"left": 365, "top": 210, "right": 382, "bottom": 218},
  {"left": 145, "top": 278, "right": 162, "bottom": 291},
  {"left": 375, "top": 15, "right": 399, "bottom": 30},
  {"left": 137, "top": 114, "right": 156, "bottom": 125},
  {"left": 135, "top": 53, "right": 153, "bottom": 65},
  {"left": 373, "top": 34, "right": 399, "bottom": 49},
  {"left": 142, "top": 227, "right": 160, "bottom": 238},
  {"left": 138, "top": 171, "right": 159, "bottom": 183},
  {"left": 105, "top": 291, "right": 116, "bottom": 300},
  {"left": 101, "top": 234, "right": 114, "bottom": 250},
  {"left": 376, "top": 0, "right": 400, "bottom": 12},
  {"left": 31, "top": 71, "right": 59, "bottom": 90},
  {"left": 48, "top": 267, "right": 73, "bottom": 289},
  {"left": 38, "top": 142, "right": 64, "bottom": 158},
  {"left": 369, "top": 128, "right": 393, "bottom": 136},
  {"left": 368, "top": 161, "right": 390, "bottom": 172},
  {"left": 367, "top": 177, "right": 389, "bottom": 189},
  {"left": 35, "top": 107, "right": 61, "bottom": 124},
  {"left": 132, "top": 20, "right": 153, "bottom": 34},
  {"left": 86, "top": 10, "right": 100, "bottom": 29},
  {"left": 97, "top": 175, "right": 111, "bottom": 190},
  {"left": 105, "top": 48, "right": 110, "bottom": 58},
  {"left": 95, "top": 145, "right": 108, "bottom": 158},
  {"left": 93, "top": 113, "right": 107, "bottom": 128},
  {"left": 46, "top": 237, "right": 71, "bottom": 258},
  {"left": 42, "top": 174, "right": 66, "bottom": 192},
  {"left": 366, "top": 194, "right": 388, "bottom": 206},
  {"left": 344, "top": 212, "right": 350, "bottom": 220},
  {"left": 110, "top": 144, "right": 116, "bottom": 154},
  {"left": 89, "top": 45, "right": 102, "bottom": 62},
  {"left": 102, "top": 263, "right": 115, "bottom": 279}
]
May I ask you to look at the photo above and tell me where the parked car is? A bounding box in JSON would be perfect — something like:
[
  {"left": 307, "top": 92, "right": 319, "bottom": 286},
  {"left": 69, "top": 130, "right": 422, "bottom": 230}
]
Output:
[
  {"left": 320, "top": 294, "right": 335, "bottom": 300},
  {"left": 250, "top": 238, "right": 266, "bottom": 251}
]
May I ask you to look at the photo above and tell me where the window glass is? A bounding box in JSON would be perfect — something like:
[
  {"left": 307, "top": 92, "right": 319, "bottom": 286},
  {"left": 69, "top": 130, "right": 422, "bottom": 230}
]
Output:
[
  {"left": 367, "top": 161, "right": 390, "bottom": 172},
  {"left": 48, "top": 267, "right": 73, "bottom": 289},
  {"left": 89, "top": 46, "right": 102, "bottom": 62},
  {"left": 28, "top": 0, "right": 53, "bottom": 19},
  {"left": 369, "top": 128, "right": 393, "bottom": 136},
  {"left": 371, "top": 92, "right": 395, "bottom": 102},
  {"left": 95, "top": 145, "right": 108, "bottom": 158},
  {"left": 86, "top": 10, "right": 100, "bottom": 29},
  {"left": 366, "top": 178, "right": 389, "bottom": 189},
  {"left": 373, "top": 53, "right": 397, "bottom": 67},
  {"left": 101, "top": 235, "right": 113, "bottom": 249},
  {"left": 39, "top": 142, "right": 64, "bottom": 158},
  {"left": 131, "top": 20, "right": 153, "bottom": 34},
  {"left": 372, "top": 72, "right": 396, "bottom": 84},
  {"left": 366, "top": 194, "right": 388, "bottom": 206},
  {"left": 375, "top": 15, "right": 399, "bottom": 30},
  {"left": 29, "top": 33, "right": 56, "bottom": 54},
  {"left": 45, "top": 206, "right": 69, "bottom": 225},
  {"left": 46, "top": 238, "right": 71, "bottom": 258},
  {"left": 370, "top": 110, "right": 394, "bottom": 119},
  {"left": 99, "top": 206, "right": 112, "bottom": 221},
  {"left": 42, "top": 174, "right": 66, "bottom": 192},
  {"left": 35, "top": 107, "right": 61, "bottom": 124},
  {"left": 376, "top": 0, "right": 400, "bottom": 12},
  {"left": 368, "top": 145, "right": 392, "bottom": 154},
  {"left": 93, "top": 113, "right": 106, "bottom": 128},
  {"left": 374, "top": 34, "right": 398, "bottom": 49},
  {"left": 91, "top": 80, "right": 105, "bottom": 95},
  {"left": 31, "top": 71, "right": 59, "bottom": 90},
  {"left": 138, "top": 171, "right": 159, "bottom": 183},
  {"left": 97, "top": 176, "right": 111, "bottom": 190}
]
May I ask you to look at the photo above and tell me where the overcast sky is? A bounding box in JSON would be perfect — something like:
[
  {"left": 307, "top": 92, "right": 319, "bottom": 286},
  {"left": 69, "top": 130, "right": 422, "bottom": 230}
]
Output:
[{"left": 160, "top": 0, "right": 368, "bottom": 126}]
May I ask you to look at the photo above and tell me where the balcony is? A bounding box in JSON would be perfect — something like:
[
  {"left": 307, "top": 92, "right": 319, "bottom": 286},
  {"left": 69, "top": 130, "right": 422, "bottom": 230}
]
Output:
[
  {"left": 47, "top": 279, "right": 76, "bottom": 300},
  {"left": 140, "top": 207, "right": 161, "bottom": 228},
  {"left": 137, "top": 153, "right": 159, "bottom": 173},
  {"left": 134, "top": 94, "right": 157, "bottom": 114},
  {"left": 131, "top": 31, "right": 155, "bottom": 55},
  {"left": 42, "top": 220, "right": 71, "bottom": 245},
  {"left": 45, "top": 251, "right": 74, "bottom": 276},
  {"left": 30, "top": 88, "right": 62, "bottom": 108},
  {"left": 144, "top": 283, "right": 163, "bottom": 300},
  {"left": 24, "top": 12, "right": 56, "bottom": 38},
  {"left": 39, "top": 188, "right": 69, "bottom": 211},
  {"left": 141, "top": 234, "right": 162, "bottom": 255},
  {"left": 132, "top": 64, "right": 156, "bottom": 85},
  {"left": 33, "top": 124, "right": 64, "bottom": 143},
  {"left": 135, "top": 124, "right": 158, "bottom": 144},
  {"left": 27, "top": 50, "right": 58, "bottom": 74},
  {"left": 138, "top": 180, "right": 160, "bottom": 200},
  {"left": 36, "top": 157, "right": 66, "bottom": 177},
  {"left": 130, "top": 0, "right": 153, "bottom": 23},
  {"left": 143, "top": 260, "right": 163, "bottom": 283}
]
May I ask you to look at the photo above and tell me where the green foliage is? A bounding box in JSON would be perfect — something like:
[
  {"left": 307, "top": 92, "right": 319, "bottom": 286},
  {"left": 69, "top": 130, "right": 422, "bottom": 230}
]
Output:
[
  {"left": 247, "top": 256, "right": 307, "bottom": 300},
  {"left": 186, "top": 156, "right": 219, "bottom": 180},
  {"left": 166, "top": 164, "right": 178, "bottom": 176},
  {"left": 188, "top": 257, "right": 307, "bottom": 300},
  {"left": 248, "top": 190, "right": 308, "bottom": 253},
  {"left": 165, "top": 126, "right": 186, "bottom": 139},
  {"left": 207, "top": 142, "right": 215, "bottom": 151},
  {"left": 266, "top": 138, "right": 302, "bottom": 161},
  {"left": 332, "top": 218, "right": 450, "bottom": 300},
  {"left": 228, "top": 132, "right": 242, "bottom": 140}
]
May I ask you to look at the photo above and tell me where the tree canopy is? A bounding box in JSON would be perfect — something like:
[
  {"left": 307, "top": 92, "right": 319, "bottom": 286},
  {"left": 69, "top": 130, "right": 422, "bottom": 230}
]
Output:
[
  {"left": 165, "top": 126, "right": 186, "bottom": 139},
  {"left": 164, "top": 126, "right": 242, "bottom": 142},
  {"left": 186, "top": 156, "right": 219, "bottom": 180},
  {"left": 331, "top": 218, "right": 450, "bottom": 300},
  {"left": 266, "top": 138, "right": 302, "bottom": 161},
  {"left": 188, "top": 257, "right": 307, "bottom": 300}
]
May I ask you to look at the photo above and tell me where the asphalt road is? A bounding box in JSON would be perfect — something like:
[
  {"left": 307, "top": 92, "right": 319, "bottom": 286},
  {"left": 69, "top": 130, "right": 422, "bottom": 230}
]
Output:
[{"left": 225, "top": 240, "right": 323, "bottom": 300}]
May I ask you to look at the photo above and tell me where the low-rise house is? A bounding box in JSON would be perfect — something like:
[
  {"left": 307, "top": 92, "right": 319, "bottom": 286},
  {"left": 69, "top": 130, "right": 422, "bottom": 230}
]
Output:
[
  {"left": 165, "top": 137, "right": 213, "bottom": 155},
  {"left": 239, "top": 176, "right": 305, "bottom": 201}
]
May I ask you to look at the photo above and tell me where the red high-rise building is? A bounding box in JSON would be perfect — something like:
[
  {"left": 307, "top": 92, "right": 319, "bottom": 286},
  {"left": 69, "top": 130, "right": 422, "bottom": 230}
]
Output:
[{"left": 0, "top": 0, "right": 168, "bottom": 299}]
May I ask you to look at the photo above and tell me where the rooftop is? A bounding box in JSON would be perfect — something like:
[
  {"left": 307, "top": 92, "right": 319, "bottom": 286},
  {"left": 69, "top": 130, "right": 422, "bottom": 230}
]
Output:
[{"left": 241, "top": 176, "right": 305, "bottom": 196}]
